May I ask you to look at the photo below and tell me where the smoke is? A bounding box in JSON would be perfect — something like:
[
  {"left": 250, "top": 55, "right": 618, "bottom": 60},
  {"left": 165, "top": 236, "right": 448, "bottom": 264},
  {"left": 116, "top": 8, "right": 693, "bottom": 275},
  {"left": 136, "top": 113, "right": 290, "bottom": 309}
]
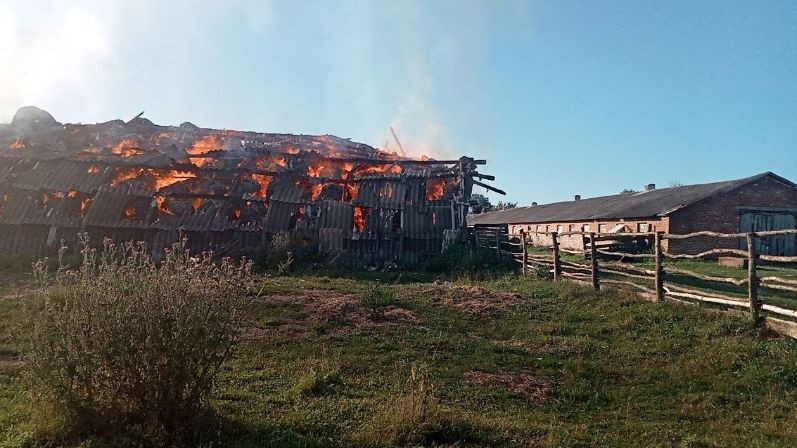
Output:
[
  {"left": 0, "top": 1, "right": 118, "bottom": 121},
  {"left": 0, "top": 0, "right": 274, "bottom": 123}
]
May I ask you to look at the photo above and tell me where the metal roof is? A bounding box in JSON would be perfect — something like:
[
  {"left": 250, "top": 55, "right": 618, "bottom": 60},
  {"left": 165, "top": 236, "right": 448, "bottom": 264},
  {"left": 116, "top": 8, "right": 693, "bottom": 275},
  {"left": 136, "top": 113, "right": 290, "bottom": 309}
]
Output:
[{"left": 468, "top": 172, "right": 796, "bottom": 226}]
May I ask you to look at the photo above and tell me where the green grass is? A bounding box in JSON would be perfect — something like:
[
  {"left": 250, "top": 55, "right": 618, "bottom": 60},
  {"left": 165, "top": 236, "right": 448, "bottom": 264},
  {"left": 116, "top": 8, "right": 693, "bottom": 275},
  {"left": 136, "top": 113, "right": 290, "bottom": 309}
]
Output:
[{"left": 2, "top": 273, "right": 797, "bottom": 447}]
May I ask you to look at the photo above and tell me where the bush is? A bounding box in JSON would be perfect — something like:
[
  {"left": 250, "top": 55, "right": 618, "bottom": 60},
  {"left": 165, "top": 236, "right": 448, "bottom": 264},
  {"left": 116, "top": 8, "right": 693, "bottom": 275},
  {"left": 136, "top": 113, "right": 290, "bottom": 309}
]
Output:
[
  {"left": 423, "top": 243, "right": 517, "bottom": 280},
  {"left": 361, "top": 281, "right": 397, "bottom": 309},
  {"left": 25, "top": 235, "right": 257, "bottom": 444}
]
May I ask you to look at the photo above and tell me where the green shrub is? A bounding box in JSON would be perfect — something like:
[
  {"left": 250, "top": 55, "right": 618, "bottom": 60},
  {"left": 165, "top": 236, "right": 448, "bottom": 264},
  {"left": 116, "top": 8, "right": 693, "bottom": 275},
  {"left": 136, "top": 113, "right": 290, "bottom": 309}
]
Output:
[
  {"left": 361, "top": 281, "right": 397, "bottom": 309},
  {"left": 423, "top": 243, "right": 517, "bottom": 279},
  {"left": 25, "top": 235, "right": 257, "bottom": 444}
]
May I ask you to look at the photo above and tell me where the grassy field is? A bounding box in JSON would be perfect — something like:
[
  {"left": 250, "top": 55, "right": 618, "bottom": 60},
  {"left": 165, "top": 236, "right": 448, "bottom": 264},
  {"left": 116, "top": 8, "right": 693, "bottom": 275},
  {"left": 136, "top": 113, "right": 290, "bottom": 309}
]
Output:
[{"left": 2, "top": 268, "right": 797, "bottom": 447}]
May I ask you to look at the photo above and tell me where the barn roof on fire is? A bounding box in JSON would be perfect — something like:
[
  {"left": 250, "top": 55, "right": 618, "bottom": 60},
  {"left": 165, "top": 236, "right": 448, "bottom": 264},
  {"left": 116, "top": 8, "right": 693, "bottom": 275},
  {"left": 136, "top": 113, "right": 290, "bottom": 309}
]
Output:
[
  {"left": 468, "top": 172, "right": 797, "bottom": 226},
  {"left": 0, "top": 106, "right": 469, "bottom": 236}
]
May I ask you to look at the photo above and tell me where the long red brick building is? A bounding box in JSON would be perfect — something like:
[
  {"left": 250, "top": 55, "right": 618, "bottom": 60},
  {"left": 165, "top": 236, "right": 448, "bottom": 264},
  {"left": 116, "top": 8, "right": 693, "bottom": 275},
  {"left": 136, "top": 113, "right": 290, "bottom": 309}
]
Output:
[{"left": 468, "top": 172, "right": 797, "bottom": 255}]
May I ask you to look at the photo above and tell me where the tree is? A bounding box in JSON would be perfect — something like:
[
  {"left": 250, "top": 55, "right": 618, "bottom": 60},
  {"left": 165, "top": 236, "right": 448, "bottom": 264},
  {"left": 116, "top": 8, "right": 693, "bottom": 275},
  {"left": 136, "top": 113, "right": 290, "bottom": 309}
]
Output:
[
  {"left": 470, "top": 193, "right": 492, "bottom": 213},
  {"left": 494, "top": 201, "right": 517, "bottom": 210}
]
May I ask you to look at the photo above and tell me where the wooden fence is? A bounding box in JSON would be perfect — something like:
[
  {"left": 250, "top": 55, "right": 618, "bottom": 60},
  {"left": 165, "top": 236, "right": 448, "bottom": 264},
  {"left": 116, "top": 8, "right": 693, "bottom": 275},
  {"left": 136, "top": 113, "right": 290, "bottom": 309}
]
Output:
[{"left": 478, "top": 228, "right": 797, "bottom": 339}]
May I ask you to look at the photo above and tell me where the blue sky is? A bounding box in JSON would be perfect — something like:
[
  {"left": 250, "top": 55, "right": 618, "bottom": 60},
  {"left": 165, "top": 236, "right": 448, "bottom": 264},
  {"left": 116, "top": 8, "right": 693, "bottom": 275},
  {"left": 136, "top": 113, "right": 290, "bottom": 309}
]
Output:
[{"left": 1, "top": 0, "right": 795, "bottom": 205}]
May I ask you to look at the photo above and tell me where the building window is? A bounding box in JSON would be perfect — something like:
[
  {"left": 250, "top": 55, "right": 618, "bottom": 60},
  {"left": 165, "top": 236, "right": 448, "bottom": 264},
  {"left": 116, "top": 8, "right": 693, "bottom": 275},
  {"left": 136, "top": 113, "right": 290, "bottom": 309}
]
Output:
[
  {"left": 583, "top": 224, "right": 590, "bottom": 232},
  {"left": 638, "top": 223, "right": 650, "bottom": 233},
  {"left": 598, "top": 224, "right": 607, "bottom": 233},
  {"left": 569, "top": 224, "right": 578, "bottom": 232},
  {"left": 537, "top": 225, "right": 543, "bottom": 233},
  {"left": 557, "top": 225, "right": 563, "bottom": 233}
]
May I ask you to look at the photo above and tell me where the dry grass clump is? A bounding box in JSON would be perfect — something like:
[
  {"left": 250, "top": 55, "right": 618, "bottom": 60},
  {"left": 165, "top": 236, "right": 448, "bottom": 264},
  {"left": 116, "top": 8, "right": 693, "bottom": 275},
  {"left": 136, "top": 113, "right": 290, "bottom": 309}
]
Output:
[
  {"left": 372, "top": 365, "right": 441, "bottom": 445},
  {"left": 25, "top": 235, "right": 257, "bottom": 444}
]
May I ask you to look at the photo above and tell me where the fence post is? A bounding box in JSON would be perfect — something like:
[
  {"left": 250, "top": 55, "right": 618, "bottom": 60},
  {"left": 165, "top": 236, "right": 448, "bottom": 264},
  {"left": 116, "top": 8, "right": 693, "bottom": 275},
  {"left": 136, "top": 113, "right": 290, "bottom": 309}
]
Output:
[
  {"left": 589, "top": 232, "right": 599, "bottom": 290},
  {"left": 747, "top": 232, "right": 760, "bottom": 323},
  {"left": 552, "top": 231, "right": 561, "bottom": 280},
  {"left": 655, "top": 232, "right": 665, "bottom": 303},
  {"left": 521, "top": 231, "right": 528, "bottom": 277}
]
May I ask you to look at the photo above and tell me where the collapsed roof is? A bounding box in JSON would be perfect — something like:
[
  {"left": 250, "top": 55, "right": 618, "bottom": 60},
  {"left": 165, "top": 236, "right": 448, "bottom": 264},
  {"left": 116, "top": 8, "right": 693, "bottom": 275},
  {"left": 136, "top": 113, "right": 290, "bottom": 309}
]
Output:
[
  {"left": 0, "top": 107, "right": 495, "bottom": 259},
  {"left": 468, "top": 172, "right": 796, "bottom": 226}
]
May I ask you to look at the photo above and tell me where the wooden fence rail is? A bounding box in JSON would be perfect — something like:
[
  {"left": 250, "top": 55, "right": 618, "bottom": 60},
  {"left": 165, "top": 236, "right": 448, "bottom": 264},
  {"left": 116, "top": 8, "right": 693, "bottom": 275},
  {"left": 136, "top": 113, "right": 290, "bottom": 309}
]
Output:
[{"left": 482, "top": 228, "right": 797, "bottom": 339}]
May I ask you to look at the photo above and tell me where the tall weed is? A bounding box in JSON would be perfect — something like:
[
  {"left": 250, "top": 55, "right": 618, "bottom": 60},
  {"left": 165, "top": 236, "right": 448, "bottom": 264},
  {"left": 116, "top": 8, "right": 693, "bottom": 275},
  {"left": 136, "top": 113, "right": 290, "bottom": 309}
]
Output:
[{"left": 26, "top": 235, "right": 257, "bottom": 443}]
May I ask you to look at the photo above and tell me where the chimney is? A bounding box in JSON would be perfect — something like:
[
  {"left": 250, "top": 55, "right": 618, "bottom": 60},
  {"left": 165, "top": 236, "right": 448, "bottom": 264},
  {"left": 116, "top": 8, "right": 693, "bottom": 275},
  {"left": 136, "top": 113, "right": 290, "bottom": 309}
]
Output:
[
  {"left": 574, "top": 195, "right": 581, "bottom": 201},
  {"left": 531, "top": 202, "right": 538, "bottom": 206},
  {"left": 645, "top": 183, "right": 656, "bottom": 192}
]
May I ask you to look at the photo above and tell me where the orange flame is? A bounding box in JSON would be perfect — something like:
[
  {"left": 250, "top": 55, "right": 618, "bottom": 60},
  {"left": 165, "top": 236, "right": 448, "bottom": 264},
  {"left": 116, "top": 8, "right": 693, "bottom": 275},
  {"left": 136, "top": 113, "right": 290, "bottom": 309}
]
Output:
[
  {"left": 67, "top": 191, "right": 77, "bottom": 198},
  {"left": 250, "top": 173, "right": 272, "bottom": 197},
  {"left": 87, "top": 165, "right": 101, "bottom": 174},
  {"left": 80, "top": 198, "right": 91, "bottom": 214},
  {"left": 344, "top": 183, "right": 358, "bottom": 201},
  {"left": 124, "top": 206, "right": 136, "bottom": 220},
  {"left": 186, "top": 133, "right": 223, "bottom": 156},
  {"left": 156, "top": 196, "right": 174, "bottom": 215},
  {"left": 307, "top": 162, "right": 323, "bottom": 178},
  {"left": 353, "top": 206, "right": 367, "bottom": 233},
  {"left": 9, "top": 138, "right": 25, "bottom": 149},
  {"left": 311, "top": 184, "right": 323, "bottom": 200},
  {"left": 111, "top": 168, "right": 143, "bottom": 186},
  {"left": 192, "top": 197, "right": 206, "bottom": 211},
  {"left": 254, "top": 155, "right": 287, "bottom": 171},
  {"left": 153, "top": 170, "right": 197, "bottom": 191},
  {"left": 353, "top": 164, "right": 403, "bottom": 177},
  {"left": 111, "top": 137, "right": 146, "bottom": 157},
  {"left": 426, "top": 178, "right": 446, "bottom": 201}
]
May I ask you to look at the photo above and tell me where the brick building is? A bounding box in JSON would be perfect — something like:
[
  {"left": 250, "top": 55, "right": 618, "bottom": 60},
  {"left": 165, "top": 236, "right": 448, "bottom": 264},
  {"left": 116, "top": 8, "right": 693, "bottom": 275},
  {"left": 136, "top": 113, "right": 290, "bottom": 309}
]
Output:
[{"left": 468, "top": 172, "right": 797, "bottom": 255}]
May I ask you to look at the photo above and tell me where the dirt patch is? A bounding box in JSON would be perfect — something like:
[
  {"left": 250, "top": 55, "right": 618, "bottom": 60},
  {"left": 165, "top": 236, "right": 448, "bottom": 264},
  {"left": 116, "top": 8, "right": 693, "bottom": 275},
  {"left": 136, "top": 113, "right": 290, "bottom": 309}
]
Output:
[
  {"left": 243, "top": 289, "right": 419, "bottom": 340},
  {"left": 464, "top": 370, "right": 551, "bottom": 403},
  {"left": 427, "top": 284, "right": 525, "bottom": 316},
  {"left": 0, "top": 348, "right": 21, "bottom": 369}
]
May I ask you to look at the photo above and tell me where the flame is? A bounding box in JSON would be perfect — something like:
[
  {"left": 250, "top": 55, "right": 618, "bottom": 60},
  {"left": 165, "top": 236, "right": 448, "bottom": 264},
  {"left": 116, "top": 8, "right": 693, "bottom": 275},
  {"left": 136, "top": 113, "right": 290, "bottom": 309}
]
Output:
[
  {"left": 186, "top": 133, "right": 223, "bottom": 156},
  {"left": 153, "top": 170, "right": 197, "bottom": 191},
  {"left": 111, "top": 137, "right": 146, "bottom": 157},
  {"left": 281, "top": 145, "right": 300, "bottom": 154},
  {"left": 344, "top": 183, "right": 358, "bottom": 201},
  {"left": 233, "top": 208, "right": 241, "bottom": 220},
  {"left": 111, "top": 167, "right": 144, "bottom": 186},
  {"left": 41, "top": 191, "right": 64, "bottom": 204},
  {"left": 307, "top": 162, "right": 323, "bottom": 177},
  {"left": 80, "top": 198, "right": 91, "bottom": 214},
  {"left": 124, "top": 206, "right": 136, "bottom": 220},
  {"left": 426, "top": 178, "right": 446, "bottom": 200},
  {"left": 189, "top": 157, "right": 216, "bottom": 168},
  {"left": 352, "top": 163, "right": 403, "bottom": 177},
  {"left": 9, "top": 138, "right": 25, "bottom": 149},
  {"left": 192, "top": 197, "right": 206, "bottom": 211},
  {"left": 311, "top": 184, "right": 323, "bottom": 200},
  {"left": 156, "top": 196, "right": 174, "bottom": 215},
  {"left": 67, "top": 191, "right": 77, "bottom": 198},
  {"left": 79, "top": 146, "right": 102, "bottom": 156},
  {"left": 353, "top": 206, "right": 367, "bottom": 233},
  {"left": 254, "top": 155, "right": 287, "bottom": 171},
  {"left": 87, "top": 165, "right": 101, "bottom": 174},
  {"left": 250, "top": 173, "right": 272, "bottom": 197}
]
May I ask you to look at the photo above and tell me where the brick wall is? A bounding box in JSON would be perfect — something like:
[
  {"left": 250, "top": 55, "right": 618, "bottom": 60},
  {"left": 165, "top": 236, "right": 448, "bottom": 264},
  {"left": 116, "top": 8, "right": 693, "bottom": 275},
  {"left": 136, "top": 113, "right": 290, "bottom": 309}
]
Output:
[
  {"left": 668, "top": 176, "right": 797, "bottom": 254},
  {"left": 510, "top": 217, "right": 669, "bottom": 251}
]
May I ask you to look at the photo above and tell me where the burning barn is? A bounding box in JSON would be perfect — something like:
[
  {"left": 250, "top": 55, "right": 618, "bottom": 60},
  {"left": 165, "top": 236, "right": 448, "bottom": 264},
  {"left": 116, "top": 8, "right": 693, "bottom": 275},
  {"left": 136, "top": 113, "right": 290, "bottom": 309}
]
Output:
[{"left": 0, "top": 107, "right": 500, "bottom": 264}]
